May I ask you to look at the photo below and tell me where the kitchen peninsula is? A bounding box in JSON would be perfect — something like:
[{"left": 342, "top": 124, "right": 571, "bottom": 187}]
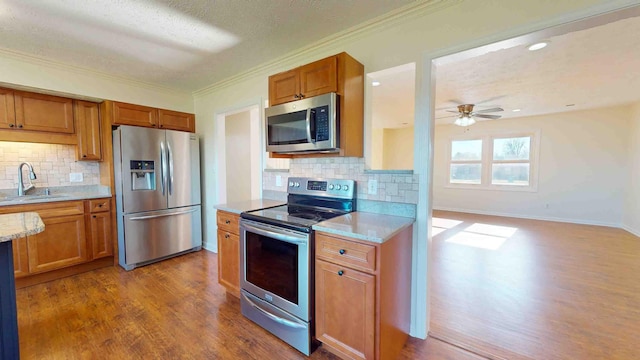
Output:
[{"left": 0, "top": 212, "right": 44, "bottom": 359}]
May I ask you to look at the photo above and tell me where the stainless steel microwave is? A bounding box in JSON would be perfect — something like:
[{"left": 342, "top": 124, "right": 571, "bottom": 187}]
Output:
[{"left": 265, "top": 92, "right": 339, "bottom": 154}]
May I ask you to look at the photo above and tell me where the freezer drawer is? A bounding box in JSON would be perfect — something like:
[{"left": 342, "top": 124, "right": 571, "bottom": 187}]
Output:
[{"left": 119, "top": 205, "right": 202, "bottom": 270}]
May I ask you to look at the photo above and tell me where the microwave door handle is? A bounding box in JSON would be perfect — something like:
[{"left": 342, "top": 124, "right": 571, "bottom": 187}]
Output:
[{"left": 305, "top": 108, "right": 315, "bottom": 144}]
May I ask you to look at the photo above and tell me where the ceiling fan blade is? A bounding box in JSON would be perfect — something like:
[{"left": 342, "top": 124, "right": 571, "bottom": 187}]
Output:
[
  {"left": 473, "top": 107, "right": 504, "bottom": 114},
  {"left": 475, "top": 95, "right": 507, "bottom": 105},
  {"left": 436, "top": 114, "right": 458, "bottom": 119},
  {"left": 445, "top": 110, "right": 460, "bottom": 114},
  {"left": 474, "top": 114, "right": 501, "bottom": 119}
]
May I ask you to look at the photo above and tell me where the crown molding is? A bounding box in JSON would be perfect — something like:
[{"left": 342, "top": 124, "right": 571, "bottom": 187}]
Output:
[
  {"left": 0, "top": 47, "right": 191, "bottom": 97},
  {"left": 192, "top": 0, "right": 462, "bottom": 98}
]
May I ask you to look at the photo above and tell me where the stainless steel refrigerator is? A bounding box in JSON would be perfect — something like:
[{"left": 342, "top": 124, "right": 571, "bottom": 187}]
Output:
[{"left": 113, "top": 125, "right": 202, "bottom": 270}]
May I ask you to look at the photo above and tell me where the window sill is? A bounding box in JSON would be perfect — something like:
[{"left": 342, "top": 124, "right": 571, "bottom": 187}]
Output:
[{"left": 444, "top": 184, "right": 538, "bottom": 192}]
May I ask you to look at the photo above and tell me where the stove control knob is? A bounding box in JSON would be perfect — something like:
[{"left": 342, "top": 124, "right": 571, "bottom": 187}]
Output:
[
  {"left": 335, "top": 184, "right": 342, "bottom": 190},
  {"left": 328, "top": 184, "right": 334, "bottom": 190},
  {"left": 294, "top": 182, "right": 300, "bottom": 187},
  {"left": 289, "top": 181, "right": 294, "bottom": 187},
  {"left": 343, "top": 185, "right": 349, "bottom": 191}
]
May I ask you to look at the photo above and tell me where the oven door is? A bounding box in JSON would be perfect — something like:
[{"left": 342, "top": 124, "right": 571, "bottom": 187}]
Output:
[{"left": 239, "top": 219, "right": 311, "bottom": 321}]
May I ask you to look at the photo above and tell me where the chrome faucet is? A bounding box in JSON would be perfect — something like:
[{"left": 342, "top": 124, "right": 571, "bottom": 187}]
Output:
[{"left": 18, "top": 162, "right": 37, "bottom": 196}]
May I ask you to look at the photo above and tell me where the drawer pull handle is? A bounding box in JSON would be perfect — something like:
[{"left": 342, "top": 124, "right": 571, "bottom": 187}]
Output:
[
  {"left": 337, "top": 270, "right": 344, "bottom": 276},
  {"left": 92, "top": 215, "right": 97, "bottom": 218},
  {"left": 339, "top": 249, "right": 346, "bottom": 255},
  {"left": 225, "top": 234, "right": 230, "bottom": 239},
  {"left": 98, "top": 204, "right": 103, "bottom": 207},
  {"left": 225, "top": 220, "right": 230, "bottom": 224}
]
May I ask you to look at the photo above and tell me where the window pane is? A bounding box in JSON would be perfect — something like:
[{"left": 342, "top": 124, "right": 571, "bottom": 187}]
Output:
[
  {"left": 451, "top": 140, "right": 482, "bottom": 161},
  {"left": 493, "top": 137, "right": 530, "bottom": 160},
  {"left": 492, "top": 163, "right": 530, "bottom": 186},
  {"left": 450, "top": 164, "right": 482, "bottom": 184}
]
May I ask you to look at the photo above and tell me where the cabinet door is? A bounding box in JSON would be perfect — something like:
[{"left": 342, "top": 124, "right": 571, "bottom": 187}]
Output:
[
  {"left": 268, "top": 69, "right": 300, "bottom": 106},
  {"left": 316, "top": 259, "right": 375, "bottom": 360},
  {"left": 27, "top": 214, "right": 87, "bottom": 274},
  {"left": 75, "top": 100, "right": 102, "bottom": 161},
  {"left": 158, "top": 109, "right": 195, "bottom": 132},
  {"left": 217, "top": 229, "right": 240, "bottom": 296},
  {"left": 14, "top": 91, "right": 74, "bottom": 133},
  {"left": 90, "top": 212, "right": 113, "bottom": 259},
  {"left": 0, "top": 88, "right": 16, "bottom": 129},
  {"left": 299, "top": 56, "right": 337, "bottom": 99},
  {"left": 12, "top": 237, "right": 29, "bottom": 278},
  {"left": 112, "top": 101, "right": 158, "bottom": 128}
]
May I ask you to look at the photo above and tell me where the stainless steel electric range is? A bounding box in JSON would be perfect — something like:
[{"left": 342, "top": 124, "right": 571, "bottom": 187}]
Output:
[{"left": 239, "top": 177, "right": 356, "bottom": 355}]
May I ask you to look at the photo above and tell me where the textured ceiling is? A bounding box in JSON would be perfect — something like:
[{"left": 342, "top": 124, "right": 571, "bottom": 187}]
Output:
[
  {"left": 0, "top": 0, "right": 415, "bottom": 91},
  {"left": 434, "top": 14, "right": 640, "bottom": 125},
  {"left": 369, "top": 13, "right": 640, "bottom": 128}
]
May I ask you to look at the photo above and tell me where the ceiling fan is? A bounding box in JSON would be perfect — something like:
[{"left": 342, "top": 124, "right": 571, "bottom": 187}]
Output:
[{"left": 441, "top": 104, "right": 504, "bottom": 126}]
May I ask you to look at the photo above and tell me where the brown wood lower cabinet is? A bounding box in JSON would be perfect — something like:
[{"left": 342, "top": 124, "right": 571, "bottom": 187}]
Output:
[
  {"left": 27, "top": 214, "right": 87, "bottom": 274},
  {"left": 315, "top": 226, "right": 413, "bottom": 360},
  {"left": 217, "top": 210, "right": 240, "bottom": 297},
  {"left": 0, "top": 198, "right": 115, "bottom": 287}
]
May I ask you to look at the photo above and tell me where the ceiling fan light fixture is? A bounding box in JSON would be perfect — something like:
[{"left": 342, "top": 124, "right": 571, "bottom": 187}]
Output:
[
  {"left": 454, "top": 115, "right": 476, "bottom": 126},
  {"left": 528, "top": 41, "right": 549, "bottom": 51}
]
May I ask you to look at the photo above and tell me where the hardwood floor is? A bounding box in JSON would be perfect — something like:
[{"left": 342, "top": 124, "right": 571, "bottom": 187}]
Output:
[
  {"left": 16, "top": 250, "right": 482, "bottom": 360},
  {"left": 430, "top": 210, "right": 640, "bottom": 360}
]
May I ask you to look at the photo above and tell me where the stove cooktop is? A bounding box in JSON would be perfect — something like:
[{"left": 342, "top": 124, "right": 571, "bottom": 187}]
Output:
[{"left": 242, "top": 205, "right": 346, "bottom": 230}]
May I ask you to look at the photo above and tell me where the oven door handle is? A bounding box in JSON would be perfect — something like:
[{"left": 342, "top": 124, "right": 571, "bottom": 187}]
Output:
[
  {"left": 242, "top": 223, "right": 307, "bottom": 246},
  {"left": 242, "top": 292, "right": 307, "bottom": 330}
]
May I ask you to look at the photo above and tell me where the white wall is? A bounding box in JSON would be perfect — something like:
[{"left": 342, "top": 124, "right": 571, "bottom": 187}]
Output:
[
  {"left": 224, "top": 111, "right": 252, "bottom": 203},
  {"left": 0, "top": 50, "right": 193, "bottom": 112},
  {"left": 434, "top": 106, "right": 630, "bottom": 226},
  {"left": 383, "top": 127, "right": 414, "bottom": 170},
  {"left": 624, "top": 103, "right": 640, "bottom": 236}
]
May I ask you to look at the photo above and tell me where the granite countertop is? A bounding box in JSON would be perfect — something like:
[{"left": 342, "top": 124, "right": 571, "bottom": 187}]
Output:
[
  {"left": 215, "top": 199, "right": 285, "bottom": 214},
  {"left": 0, "top": 212, "right": 45, "bottom": 242},
  {"left": 0, "top": 185, "right": 111, "bottom": 207},
  {"left": 313, "top": 211, "right": 415, "bottom": 244}
]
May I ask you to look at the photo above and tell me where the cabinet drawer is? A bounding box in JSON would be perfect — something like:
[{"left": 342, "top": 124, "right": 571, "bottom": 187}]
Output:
[
  {"left": 88, "top": 198, "right": 111, "bottom": 213},
  {"left": 316, "top": 233, "right": 377, "bottom": 273},
  {"left": 217, "top": 210, "right": 239, "bottom": 234}
]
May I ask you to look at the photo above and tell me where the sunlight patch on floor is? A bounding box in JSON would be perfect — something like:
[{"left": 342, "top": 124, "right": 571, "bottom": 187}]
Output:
[{"left": 445, "top": 231, "right": 508, "bottom": 250}]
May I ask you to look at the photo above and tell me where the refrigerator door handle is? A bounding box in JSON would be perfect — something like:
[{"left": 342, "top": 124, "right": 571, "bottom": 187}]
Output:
[
  {"left": 168, "top": 141, "right": 174, "bottom": 196},
  {"left": 129, "top": 208, "right": 198, "bottom": 221},
  {"left": 160, "top": 141, "right": 167, "bottom": 195}
]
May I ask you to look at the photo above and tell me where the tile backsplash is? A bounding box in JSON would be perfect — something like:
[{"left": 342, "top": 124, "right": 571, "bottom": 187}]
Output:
[
  {"left": 263, "top": 157, "right": 419, "bottom": 204},
  {"left": 0, "top": 142, "right": 99, "bottom": 190}
]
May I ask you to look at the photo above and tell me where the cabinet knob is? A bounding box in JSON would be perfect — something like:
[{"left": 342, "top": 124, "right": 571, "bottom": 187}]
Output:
[
  {"left": 82, "top": 154, "right": 87, "bottom": 158},
  {"left": 160, "top": 124, "right": 163, "bottom": 128},
  {"left": 8, "top": 124, "right": 14, "bottom": 128},
  {"left": 337, "top": 270, "right": 344, "bottom": 276},
  {"left": 152, "top": 124, "right": 157, "bottom": 127},
  {"left": 339, "top": 249, "right": 346, "bottom": 255},
  {"left": 17, "top": 124, "right": 23, "bottom": 128},
  {"left": 98, "top": 204, "right": 103, "bottom": 207},
  {"left": 225, "top": 220, "right": 230, "bottom": 224},
  {"left": 299, "top": 93, "right": 304, "bottom": 98},
  {"left": 294, "top": 94, "right": 300, "bottom": 99},
  {"left": 92, "top": 215, "right": 97, "bottom": 218},
  {"left": 225, "top": 234, "right": 230, "bottom": 239}
]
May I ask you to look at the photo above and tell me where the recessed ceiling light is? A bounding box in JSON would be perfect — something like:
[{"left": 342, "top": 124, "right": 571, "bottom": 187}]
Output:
[
  {"left": 372, "top": 81, "right": 381, "bottom": 87},
  {"left": 512, "top": 109, "right": 521, "bottom": 112},
  {"left": 528, "top": 41, "right": 549, "bottom": 51}
]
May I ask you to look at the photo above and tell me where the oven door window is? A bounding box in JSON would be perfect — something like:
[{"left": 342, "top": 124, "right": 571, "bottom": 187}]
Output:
[
  {"left": 267, "top": 110, "right": 309, "bottom": 146},
  {"left": 245, "top": 231, "right": 299, "bottom": 304}
]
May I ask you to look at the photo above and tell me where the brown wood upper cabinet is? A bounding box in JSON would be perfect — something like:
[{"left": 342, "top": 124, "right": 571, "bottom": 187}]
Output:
[
  {"left": 111, "top": 101, "right": 158, "bottom": 128},
  {"left": 110, "top": 101, "right": 195, "bottom": 132},
  {"left": 0, "top": 88, "right": 16, "bottom": 129},
  {"left": 75, "top": 100, "right": 102, "bottom": 161},
  {"left": 7, "top": 90, "right": 75, "bottom": 133},
  {"left": 158, "top": 109, "right": 195, "bottom": 132},
  {"left": 269, "top": 56, "right": 338, "bottom": 106},
  {"left": 268, "top": 52, "right": 364, "bottom": 158}
]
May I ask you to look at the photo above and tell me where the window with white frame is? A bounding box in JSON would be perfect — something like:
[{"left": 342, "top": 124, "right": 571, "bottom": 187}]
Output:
[{"left": 448, "top": 132, "right": 538, "bottom": 191}]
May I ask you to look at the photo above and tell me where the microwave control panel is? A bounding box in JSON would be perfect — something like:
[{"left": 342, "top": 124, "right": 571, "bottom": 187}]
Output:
[{"left": 313, "top": 105, "right": 330, "bottom": 141}]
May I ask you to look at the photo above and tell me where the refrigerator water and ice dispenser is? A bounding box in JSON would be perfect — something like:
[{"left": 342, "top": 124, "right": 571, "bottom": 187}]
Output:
[{"left": 129, "top": 160, "right": 155, "bottom": 191}]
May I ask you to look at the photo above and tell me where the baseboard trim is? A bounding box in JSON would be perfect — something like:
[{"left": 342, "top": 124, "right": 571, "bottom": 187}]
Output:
[
  {"left": 622, "top": 224, "right": 640, "bottom": 238},
  {"left": 202, "top": 242, "right": 217, "bottom": 253},
  {"left": 432, "top": 206, "right": 620, "bottom": 228}
]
